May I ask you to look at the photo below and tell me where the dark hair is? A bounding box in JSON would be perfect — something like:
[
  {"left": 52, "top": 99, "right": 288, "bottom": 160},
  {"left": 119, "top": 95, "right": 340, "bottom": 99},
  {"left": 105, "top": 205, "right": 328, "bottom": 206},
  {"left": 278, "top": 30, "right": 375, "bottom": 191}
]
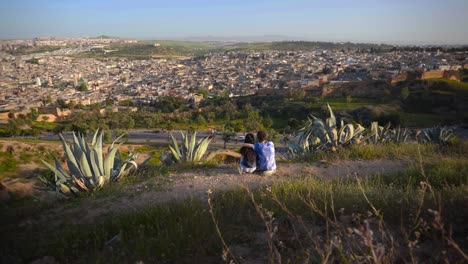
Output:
[
  {"left": 244, "top": 133, "right": 255, "bottom": 144},
  {"left": 257, "top": 131, "right": 267, "bottom": 142}
]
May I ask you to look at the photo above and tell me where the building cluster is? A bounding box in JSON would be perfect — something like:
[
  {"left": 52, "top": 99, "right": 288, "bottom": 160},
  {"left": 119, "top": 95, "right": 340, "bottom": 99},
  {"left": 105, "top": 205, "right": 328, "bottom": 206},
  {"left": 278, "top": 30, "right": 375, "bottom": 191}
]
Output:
[
  {"left": 0, "top": 37, "right": 137, "bottom": 53},
  {"left": 1, "top": 41, "right": 467, "bottom": 122}
]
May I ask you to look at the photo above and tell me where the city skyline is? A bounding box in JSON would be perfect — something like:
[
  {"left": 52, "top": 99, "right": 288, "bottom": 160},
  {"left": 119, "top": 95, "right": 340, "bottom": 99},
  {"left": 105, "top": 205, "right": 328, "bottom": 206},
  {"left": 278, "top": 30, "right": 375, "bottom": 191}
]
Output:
[{"left": 1, "top": 0, "right": 468, "bottom": 45}]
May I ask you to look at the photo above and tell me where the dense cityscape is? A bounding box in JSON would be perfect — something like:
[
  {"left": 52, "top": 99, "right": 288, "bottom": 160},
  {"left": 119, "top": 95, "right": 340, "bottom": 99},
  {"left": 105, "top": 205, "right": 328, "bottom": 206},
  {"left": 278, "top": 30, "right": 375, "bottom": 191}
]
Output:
[{"left": 0, "top": 37, "right": 466, "bottom": 123}]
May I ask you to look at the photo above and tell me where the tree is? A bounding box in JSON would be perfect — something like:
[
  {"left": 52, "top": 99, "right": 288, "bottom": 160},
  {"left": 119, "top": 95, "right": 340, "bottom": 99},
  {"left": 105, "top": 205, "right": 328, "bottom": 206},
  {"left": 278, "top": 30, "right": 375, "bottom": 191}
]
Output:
[
  {"left": 262, "top": 114, "right": 273, "bottom": 129},
  {"left": 222, "top": 131, "right": 235, "bottom": 149},
  {"left": 68, "top": 100, "right": 76, "bottom": 110},
  {"left": 400, "top": 87, "right": 410, "bottom": 101},
  {"left": 6, "top": 120, "right": 21, "bottom": 137},
  {"left": 28, "top": 109, "right": 39, "bottom": 121},
  {"left": 233, "top": 122, "right": 244, "bottom": 133},
  {"left": 197, "top": 88, "right": 209, "bottom": 98},
  {"left": 77, "top": 83, "right": 88, "bottom": 92},
  {"left": 244, "top": 110, "right": 264, "bottom": 133},
  {"left": 267, "top": 128, "right": 280, "bottom": 144},
  {"left": 166, "top": 121, "right": 174, "bottom": 141},
  {"left": 196, "top": 114, "right": 206, "bottom": 126},
  {"left": 56, "top": 99, "right": 67, "bottom": 109}
]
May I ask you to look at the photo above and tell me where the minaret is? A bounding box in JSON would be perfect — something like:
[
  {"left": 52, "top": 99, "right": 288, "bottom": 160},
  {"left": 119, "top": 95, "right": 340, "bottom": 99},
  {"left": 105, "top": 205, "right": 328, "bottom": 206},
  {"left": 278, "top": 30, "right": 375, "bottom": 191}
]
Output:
[
  {"left": 74, "top": 74, "right": 78, "bottom": 87},
  {"left": 36, "top": 77, "right": 41, "bottom": 87},
  {"left": 48, "top": 76, "right": 53, "bottom": 86}
]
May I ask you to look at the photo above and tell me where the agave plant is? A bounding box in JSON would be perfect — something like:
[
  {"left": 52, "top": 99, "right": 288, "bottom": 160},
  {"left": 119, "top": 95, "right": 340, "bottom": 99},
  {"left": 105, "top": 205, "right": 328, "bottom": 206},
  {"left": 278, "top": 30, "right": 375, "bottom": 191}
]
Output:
[
  {"left": 297, "top": 104, "right": 365, "bottom": 151},
  {"left": 366, "top": 122, "right": 392, "bottom": 144},
  {"left": 161, "top": 131, "right": 213, "bottom": 164},
  {"left": 416, "top": 127, "right": 455, "bottom": 145},
  {"left": 40, "top": 130, "right": 138, "bottom": 196},
  {"left": 390, "top": 126, "right": 411, "bottom": 144}
]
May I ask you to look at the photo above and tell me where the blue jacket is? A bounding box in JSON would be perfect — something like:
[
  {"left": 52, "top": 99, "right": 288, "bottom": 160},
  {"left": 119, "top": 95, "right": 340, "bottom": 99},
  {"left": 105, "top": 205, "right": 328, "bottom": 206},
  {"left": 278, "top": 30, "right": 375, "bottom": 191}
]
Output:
[{"left": 253, "top": 141, "right": 276, "bottom": 171}]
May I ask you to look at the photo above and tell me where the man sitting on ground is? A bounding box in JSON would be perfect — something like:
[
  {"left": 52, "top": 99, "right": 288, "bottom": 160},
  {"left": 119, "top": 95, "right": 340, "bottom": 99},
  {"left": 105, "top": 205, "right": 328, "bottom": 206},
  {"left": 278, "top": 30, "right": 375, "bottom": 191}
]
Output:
[{"left": 243, "top": 131, "right": 276, "bottom": 175}]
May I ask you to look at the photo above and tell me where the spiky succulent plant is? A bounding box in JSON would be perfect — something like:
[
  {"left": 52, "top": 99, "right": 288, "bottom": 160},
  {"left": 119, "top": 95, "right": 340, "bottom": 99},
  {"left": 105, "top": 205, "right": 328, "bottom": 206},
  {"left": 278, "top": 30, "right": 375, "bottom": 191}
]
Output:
[
  {"left": 296, "top": 104, "right": 365, "bottom": 151},
  {"left": 40, "top": 130, "right": 138, "bottom": 196},
  {"left": 161, "top": 131, "right": 213, "bottom": 164},
  {"left": 416, "top": 127, "right": 455, "bottom": 145}
]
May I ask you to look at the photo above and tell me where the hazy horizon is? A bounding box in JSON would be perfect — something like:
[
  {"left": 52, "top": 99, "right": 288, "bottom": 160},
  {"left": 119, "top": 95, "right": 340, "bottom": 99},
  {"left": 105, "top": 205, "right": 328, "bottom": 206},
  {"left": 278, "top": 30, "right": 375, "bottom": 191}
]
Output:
[{"left": 1, "top": 0, "right": 468, "bottom": 45}]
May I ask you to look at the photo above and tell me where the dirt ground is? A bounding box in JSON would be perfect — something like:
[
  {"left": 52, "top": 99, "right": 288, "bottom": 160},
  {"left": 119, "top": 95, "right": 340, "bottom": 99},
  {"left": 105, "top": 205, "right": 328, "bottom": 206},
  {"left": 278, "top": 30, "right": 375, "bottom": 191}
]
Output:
[{"left": 4, "top": 159, "right": 408, "bottom": 228}]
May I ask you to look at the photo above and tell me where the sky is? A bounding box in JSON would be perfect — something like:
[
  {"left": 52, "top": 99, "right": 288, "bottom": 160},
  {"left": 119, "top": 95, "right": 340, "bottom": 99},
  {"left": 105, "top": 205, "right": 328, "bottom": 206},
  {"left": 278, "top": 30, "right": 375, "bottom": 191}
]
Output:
[{"left": 1, "top": 0, "right": 467, "bottom": 44}]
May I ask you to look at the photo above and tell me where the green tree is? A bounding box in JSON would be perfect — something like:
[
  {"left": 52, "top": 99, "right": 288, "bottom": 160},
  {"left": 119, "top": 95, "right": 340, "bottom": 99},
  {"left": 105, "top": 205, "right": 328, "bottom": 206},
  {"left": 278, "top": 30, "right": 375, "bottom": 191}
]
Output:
[
  {"left": 400, "top": 87, "right": 410, "bottom": 100},
  {"left": 6, "top": 120, "right": 21, "bottom": 137},
  {"left": 196, "top": 114, "right": 206, "bottom": 126},
  {"left": 222, "top": 131, "right": 236, "bottom": 149},
  {"left": 262, "top": 114, "right": 273, "bottom": 129},
  {"left": 56, "top": 99, "right": 67, "bottom": 109},
  {"left": 77, "top": 83, "right": 88, "bottom": 92},
  {"left": 68, "top": 100, "right": 76, "bottom": 110},
  {"left": 28, "top": 109, "right": 39, "bottom": 121},
  {"left": 233, "top": 121, "right": 244, "bottom": 133},
  {"left": 267, "top": 128, "right": 280, "bottom": 144},
  {"left": 244, "top": 110, "right": 264, "bottom": 133}
]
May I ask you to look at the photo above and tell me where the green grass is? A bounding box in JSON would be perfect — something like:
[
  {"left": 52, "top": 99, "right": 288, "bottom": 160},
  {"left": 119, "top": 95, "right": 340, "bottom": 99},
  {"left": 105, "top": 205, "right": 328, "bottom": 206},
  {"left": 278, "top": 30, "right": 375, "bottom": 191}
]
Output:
[
  {"left": 298, "top": 141, "right": 468, "bottom": 163},
  {"left": 2, "top": 162, "right": 466, "bottom": 262},
  {"left": 429, "top": 78, "right": 468, "bottom": 91},
  {"left": 144, "top": 39, "right": 217, "bottom": 50},
  {"left": 0, "top": 152, "right": 18, "bottom": 176},
  {"left": 1, "top": 139, "right": 467, "bottom": 262},
  {"left": 316, "top": 97, "right": 388, "bottom": 110},
  {"left": 31, "top": 121, "right": 58, "bottom": 131},
  {"left": 382, "top": 157, "right": 468, "bottom": 189},
  {"left": 400, "top": 112, "right": 454, "bottom": 127}
]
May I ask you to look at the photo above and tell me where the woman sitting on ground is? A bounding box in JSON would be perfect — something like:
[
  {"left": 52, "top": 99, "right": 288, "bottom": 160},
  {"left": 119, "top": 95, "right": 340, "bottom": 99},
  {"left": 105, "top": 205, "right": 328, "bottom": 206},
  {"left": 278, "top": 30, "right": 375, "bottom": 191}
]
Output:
[{"left": 239, "top": 133, "right": 257, "bottom": 173}]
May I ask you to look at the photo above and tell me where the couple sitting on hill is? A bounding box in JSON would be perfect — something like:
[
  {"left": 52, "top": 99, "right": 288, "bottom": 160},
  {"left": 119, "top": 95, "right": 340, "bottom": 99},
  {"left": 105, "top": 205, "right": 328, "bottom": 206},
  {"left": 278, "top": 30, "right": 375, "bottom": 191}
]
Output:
[{"left": 240, "top": 131, "right": 276, "bottom": 175}]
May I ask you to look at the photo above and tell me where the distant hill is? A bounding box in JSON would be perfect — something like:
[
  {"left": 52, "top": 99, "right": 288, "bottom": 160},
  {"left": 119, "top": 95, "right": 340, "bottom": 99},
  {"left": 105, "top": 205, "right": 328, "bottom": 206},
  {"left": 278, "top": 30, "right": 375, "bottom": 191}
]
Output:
[
  {"left": 223, "top": 41, "right": 394, "bottom": 52},
  {"left": 94, "top": 35, "right": 119, "bottom": 39}
]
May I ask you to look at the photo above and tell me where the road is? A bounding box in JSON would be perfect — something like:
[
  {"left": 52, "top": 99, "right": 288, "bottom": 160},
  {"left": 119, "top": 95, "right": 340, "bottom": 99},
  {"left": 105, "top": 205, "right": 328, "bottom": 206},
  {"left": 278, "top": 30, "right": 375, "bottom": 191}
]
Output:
[{"left": 37, "top": 129, "right": 291, "bottom": 153}]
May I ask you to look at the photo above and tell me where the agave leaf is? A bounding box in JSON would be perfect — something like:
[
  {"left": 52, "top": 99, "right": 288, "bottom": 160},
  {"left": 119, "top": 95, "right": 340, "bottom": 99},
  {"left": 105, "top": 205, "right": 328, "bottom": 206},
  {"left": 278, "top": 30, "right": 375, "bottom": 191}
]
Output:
[
  {"left": 69, "top": 186, "right": 80, "bottom": 196},
  {"left": 71, "top": 133, "right": 84, "bottom": 162},
  {"left": 169, "top": 145, "right": 182, "bottom": 161},
  {"left": 111, "top": 133, "right": 126, "bottom": 149},
  {"left": 355, "top": 124, "right": 366, "bottom": 135},
  {"left": 194, "top": 137, "right": 212, "bottom": 161},
  {"left": 60, "top": 183, "right": 72, "bottom": 195},
  {"left": 79, "top": 153, "right": 93, "bottom": 177},
  {"left": 92, "top": 128, "right": 100, "bottom": 146},
  {"left": 94, "top": 132, "right": 104, "bottom": 174},
  {"left": 97, "top": 176, "right": 105, "bottom": 188},
  {"left": 91, "top": 150, "right": 103, "bottom": 179},
  {"left": 326, "top": 103, "right": 336, "bottom": 129},
  {"left": 59, "top": 134, "right": 79, "bottom": 169},
  {"left": 79, "top": 132, "right": 88, "bottom": 154},
  {"left": 169, "top": 133, "right": 182, "bottom": 159},
  {"left": 104, "top": 146, "right": 119, "bottom": 180},
  {"left": 189, "top": 132, "right": 197, "bottom": 161},
  {"left": 73, "top": 176, "right": 90, "bottom": 191},
  {"left": 329, "top": 128, "right": 338, "bottom": 146},
  {"left": 41, "top": 159, "right": 70, "bottom": 183}
]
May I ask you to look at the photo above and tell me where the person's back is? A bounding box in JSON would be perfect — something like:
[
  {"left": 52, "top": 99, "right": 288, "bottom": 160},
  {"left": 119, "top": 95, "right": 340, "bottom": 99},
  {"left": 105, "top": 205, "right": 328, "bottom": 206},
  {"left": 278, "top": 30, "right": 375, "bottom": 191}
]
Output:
[
  {"left": 253, "top": 131, "right": 276, "bottom": 174},
  {"left": 240, "top": 133, "right": 256, "bottom": 173}
]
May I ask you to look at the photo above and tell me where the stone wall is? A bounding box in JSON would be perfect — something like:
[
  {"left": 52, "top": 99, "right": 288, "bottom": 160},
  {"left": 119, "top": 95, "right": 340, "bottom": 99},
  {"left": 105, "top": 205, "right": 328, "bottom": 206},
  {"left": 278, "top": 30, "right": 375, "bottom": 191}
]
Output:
[{"left": 421, "top": 70, "right": 444, "bottom": 80}]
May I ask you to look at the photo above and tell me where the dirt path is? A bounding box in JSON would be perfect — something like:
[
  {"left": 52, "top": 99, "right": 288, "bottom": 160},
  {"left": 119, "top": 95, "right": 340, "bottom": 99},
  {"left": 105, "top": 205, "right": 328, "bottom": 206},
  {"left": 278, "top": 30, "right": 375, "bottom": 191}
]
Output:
[{"left": 19, "top": 159, "right": 409, "bottom": 227}]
